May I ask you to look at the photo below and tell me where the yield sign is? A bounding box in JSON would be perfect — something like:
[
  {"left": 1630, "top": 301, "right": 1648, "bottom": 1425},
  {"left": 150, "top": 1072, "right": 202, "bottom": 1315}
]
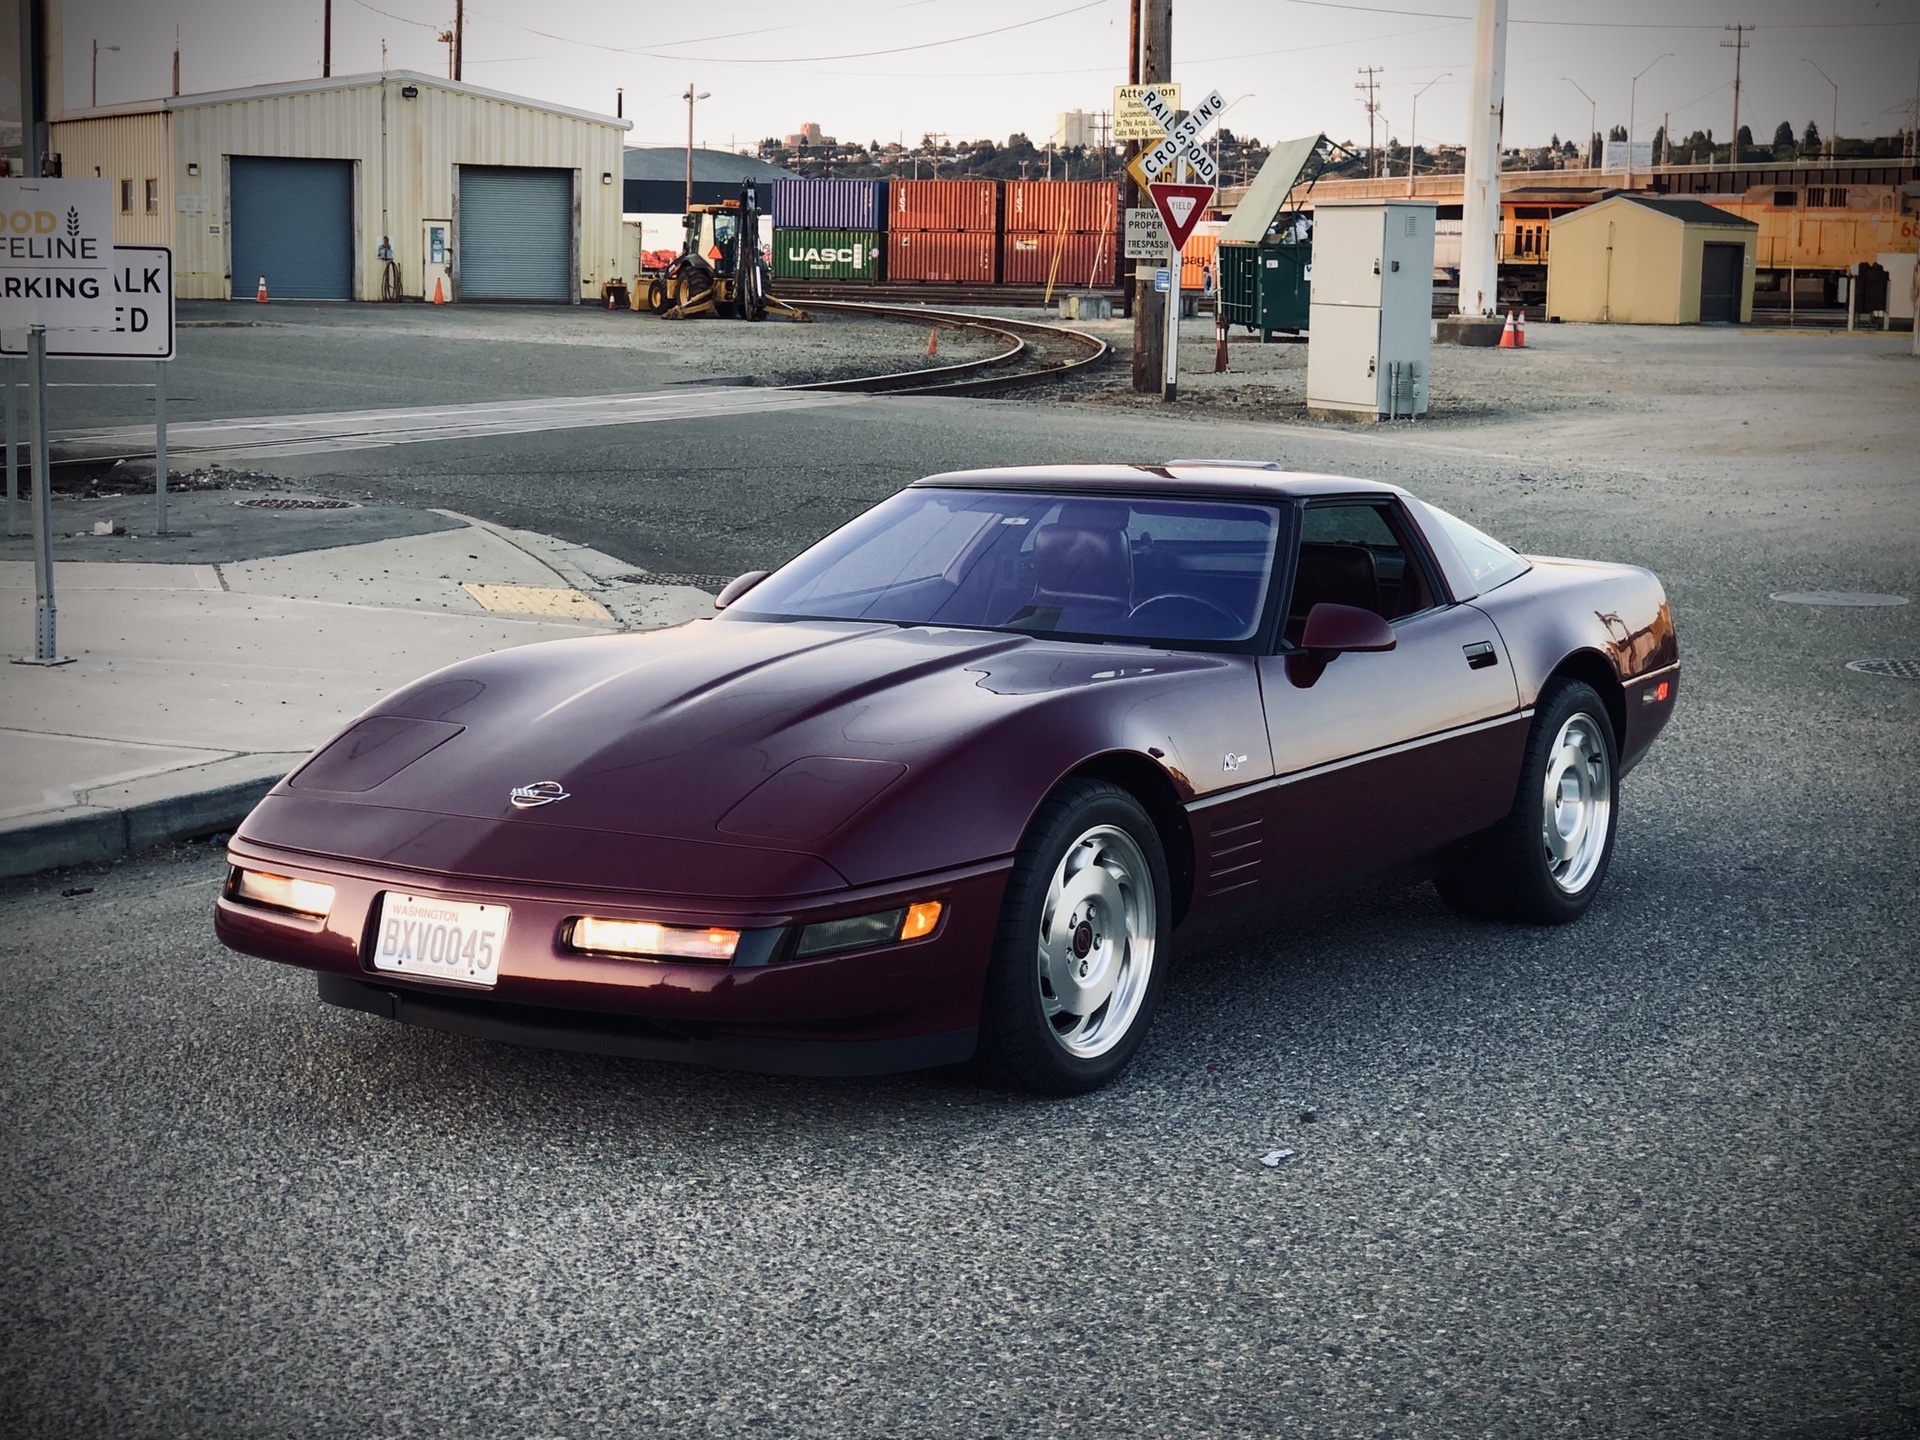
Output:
[{"left": 1148, "top": 181, "right": 1216, "bottom": 252}]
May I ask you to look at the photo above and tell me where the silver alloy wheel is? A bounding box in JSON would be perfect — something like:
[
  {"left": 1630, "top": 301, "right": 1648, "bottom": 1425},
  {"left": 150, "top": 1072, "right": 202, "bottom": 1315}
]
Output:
[
  {"left": 1541, "top": 711, "right": 1612, "bottom": 894},
  {"left": 1036, "top": 824, "right": 1157, "bottom": 1059}
]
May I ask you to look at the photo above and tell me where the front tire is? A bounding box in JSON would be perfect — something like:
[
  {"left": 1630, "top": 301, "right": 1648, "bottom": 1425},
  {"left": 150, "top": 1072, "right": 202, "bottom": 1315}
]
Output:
[
  {"left": 1436, "top": 677, "right": 1619, "bottom": 924},
  {"left": 976, "top": 779, "right": 1171, "bottom": 1095}
]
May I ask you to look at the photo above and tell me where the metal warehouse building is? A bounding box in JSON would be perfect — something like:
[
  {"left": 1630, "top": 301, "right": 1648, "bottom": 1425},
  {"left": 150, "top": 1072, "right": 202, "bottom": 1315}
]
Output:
[
  {"left": 52, "top": 72, "right": 630, "bottom": 303},
  {"left": 1546, "top": 195, "right": 1759, "bottom": 325}
]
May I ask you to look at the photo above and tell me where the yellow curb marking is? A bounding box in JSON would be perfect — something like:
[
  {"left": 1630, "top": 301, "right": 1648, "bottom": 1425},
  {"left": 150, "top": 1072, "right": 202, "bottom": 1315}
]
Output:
[{"left": 461, "top": 583, "right": 613, "bottom": 622}]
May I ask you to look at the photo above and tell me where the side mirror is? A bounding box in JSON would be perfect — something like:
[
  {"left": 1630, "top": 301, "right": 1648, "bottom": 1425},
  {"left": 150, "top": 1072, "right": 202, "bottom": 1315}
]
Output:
[
  {"left": 714, "top": 570, "right": 771, "bottom": 611},
  {"left": 1299, "top": 602, "right": 1396, "bottom": 654}
]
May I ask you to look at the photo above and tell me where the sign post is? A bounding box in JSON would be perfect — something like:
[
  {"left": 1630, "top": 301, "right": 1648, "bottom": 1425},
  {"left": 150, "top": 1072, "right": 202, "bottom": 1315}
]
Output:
[
  {"left": 1129, "top": 88, "right": 1224, "bottom": 402},
  {"left": 0, "top": 176, "right": 116, "bottom": 665}
]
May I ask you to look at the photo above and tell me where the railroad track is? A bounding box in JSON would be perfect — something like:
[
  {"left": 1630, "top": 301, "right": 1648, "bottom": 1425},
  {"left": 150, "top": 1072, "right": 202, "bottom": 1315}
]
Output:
[{"left": 785, "top": 298, "right": 1110, "bottom": 397}]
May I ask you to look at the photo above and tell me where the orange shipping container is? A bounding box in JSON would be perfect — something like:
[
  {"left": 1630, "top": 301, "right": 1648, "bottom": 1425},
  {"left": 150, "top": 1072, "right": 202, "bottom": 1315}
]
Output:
[
  {"left": 1003, "top": 180, "right": 1121, "bottom": 235},
  {"left": 887, "top": 230, "right": 997, "bottom": 283},
  {"left": 1181, "top": 232, "right": 1220, "bottom": 290},
  {"left": 1002, "top": 231, "right": 1115, "bottom": 287},
  {"left": 889, "top": 179, "right": 998, "bottom": 233}
]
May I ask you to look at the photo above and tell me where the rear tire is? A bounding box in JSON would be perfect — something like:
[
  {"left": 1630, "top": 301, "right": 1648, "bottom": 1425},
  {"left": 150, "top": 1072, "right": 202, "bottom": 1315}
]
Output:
[
  {"left": 976, "top": 779, "right": 1171, "bottom": 1095},
  {"left": 1435, "top": 678, "right": 1619, "bottom": 925}
]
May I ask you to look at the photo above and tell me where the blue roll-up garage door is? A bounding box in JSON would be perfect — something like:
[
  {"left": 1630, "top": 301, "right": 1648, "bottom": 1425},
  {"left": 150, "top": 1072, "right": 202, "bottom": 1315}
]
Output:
[
  {"left": 229, "top": 157, "right": 353, "bottom": 301},
  {"left": 458, "top": 166, "right": 573, "bottom": 300}
]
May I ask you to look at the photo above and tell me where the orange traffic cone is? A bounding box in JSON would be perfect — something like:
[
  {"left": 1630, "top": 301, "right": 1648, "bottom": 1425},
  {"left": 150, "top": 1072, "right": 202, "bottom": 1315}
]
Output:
[
  {"left": 255, "top": 275, "right": 269, "bottom": 303},
  {"left": 1497, "top": 311, "right": 1518, "bottom": 348},
  {"left": 431, "top": 276, "right": 446, "bottom": 305},
  {"left": 1514, "top": 310, "right": 1527, "bottom": 347},
  {"left": 925, "top": 329, "right": 939, "bottom": 356}
]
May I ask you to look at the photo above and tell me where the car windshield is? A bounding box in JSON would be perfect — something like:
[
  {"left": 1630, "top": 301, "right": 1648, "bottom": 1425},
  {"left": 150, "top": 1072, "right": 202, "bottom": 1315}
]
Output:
[{"left": 728, "top": 488, "right": 1283, "bottom": 645}]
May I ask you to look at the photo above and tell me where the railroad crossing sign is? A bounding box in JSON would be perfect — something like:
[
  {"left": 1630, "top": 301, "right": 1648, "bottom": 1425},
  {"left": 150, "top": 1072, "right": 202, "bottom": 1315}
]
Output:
[
  {"left": 1131, "top": 86, "right": 1225, "bottom": 188},
  {"left": 1147, "top": 182, "right": 1216, "bottom": 252}
]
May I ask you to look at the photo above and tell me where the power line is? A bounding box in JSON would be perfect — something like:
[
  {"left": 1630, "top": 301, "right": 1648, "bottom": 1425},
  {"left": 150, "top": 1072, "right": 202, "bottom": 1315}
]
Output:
[{"left": 1269, "top": 0, "right": 1919, "bottom": 29}]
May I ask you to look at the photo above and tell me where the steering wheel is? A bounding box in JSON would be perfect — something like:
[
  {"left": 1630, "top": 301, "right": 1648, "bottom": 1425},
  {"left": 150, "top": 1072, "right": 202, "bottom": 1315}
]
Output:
[{"left": 1127, "top": 592, "right": 1244, "bottom": 637}]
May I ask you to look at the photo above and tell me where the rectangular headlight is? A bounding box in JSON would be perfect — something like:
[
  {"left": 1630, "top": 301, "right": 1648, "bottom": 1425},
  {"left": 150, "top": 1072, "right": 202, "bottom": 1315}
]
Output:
[
  {"left": 229, "top": 867, "right": 335, "bottom": 918},
  {"left": 794, "top": 900, "right": 942, "bottom": 959},
  {"left": 569, "top": 916, "right": 740, "bottom": 963}
]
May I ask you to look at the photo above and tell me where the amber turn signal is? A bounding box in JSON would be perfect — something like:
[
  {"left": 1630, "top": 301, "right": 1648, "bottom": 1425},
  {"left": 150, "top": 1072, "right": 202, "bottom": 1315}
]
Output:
[{"left": 900, "top": 900, "right": 943, "bottom": 941}]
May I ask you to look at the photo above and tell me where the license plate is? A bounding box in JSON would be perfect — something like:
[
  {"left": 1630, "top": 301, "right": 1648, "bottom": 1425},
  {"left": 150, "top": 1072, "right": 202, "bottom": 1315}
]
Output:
[{"left": 371, "top": 893, "right": 508, "bottom": 988}]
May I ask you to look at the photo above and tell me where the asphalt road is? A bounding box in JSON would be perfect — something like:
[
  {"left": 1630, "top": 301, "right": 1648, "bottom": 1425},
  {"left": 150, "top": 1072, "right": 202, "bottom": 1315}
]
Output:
[{"left": 3, "top": 315, "right": 1917, "bottom": 1438}]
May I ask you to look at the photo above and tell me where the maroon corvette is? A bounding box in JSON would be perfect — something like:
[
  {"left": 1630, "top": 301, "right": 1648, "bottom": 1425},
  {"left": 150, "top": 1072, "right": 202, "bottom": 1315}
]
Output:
[{"left": 217, "top": 462, "right": 1677, "bottom": 1093}]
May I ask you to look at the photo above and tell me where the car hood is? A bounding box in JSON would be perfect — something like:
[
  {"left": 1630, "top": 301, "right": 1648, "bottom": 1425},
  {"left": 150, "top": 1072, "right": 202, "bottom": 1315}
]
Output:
[{"left": 238, "top": 617, "right": 1249, "bottom": 895}]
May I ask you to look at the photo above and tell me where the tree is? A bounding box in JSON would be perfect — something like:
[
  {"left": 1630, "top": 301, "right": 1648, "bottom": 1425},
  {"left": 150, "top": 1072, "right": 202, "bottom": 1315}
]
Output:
[
  {"left": 1651, "top": 124, "right": 1666, "bottom": 162},
  {"left": 1609, "top": 123, "right": 1628, "bottom": 141},
  {"left": 1735, "top": 122, "right": 1753, "bottom": 163},
  {"left": 1802, "top": 120, "right": 1822, "bottom": 153}
]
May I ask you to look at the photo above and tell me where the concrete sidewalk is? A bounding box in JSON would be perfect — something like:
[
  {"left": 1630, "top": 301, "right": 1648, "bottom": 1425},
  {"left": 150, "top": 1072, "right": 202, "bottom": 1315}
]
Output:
[{"left": 0, "top": 502, "right": 712, "bottom": 878}]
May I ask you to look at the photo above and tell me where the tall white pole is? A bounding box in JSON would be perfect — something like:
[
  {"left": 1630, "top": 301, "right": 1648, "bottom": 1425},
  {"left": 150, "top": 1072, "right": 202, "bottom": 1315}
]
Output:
[{"left": 1458, "top": 0, "right": 1508, "bottom": 318}]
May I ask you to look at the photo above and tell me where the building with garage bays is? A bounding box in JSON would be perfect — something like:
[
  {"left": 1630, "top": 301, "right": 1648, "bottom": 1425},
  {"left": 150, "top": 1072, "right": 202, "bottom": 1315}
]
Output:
[{"left": 52, "top": 72, "right": 630, "bottom": 303}]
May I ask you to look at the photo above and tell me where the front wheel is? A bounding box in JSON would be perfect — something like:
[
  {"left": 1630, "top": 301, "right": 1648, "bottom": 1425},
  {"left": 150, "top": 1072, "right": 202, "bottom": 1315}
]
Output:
[
  {"left": 976, "top": 779, "right": 1171, "bottom": 1094},
  {"left": 1436, "top": 677, "right": 1619, "bottom": 924}
]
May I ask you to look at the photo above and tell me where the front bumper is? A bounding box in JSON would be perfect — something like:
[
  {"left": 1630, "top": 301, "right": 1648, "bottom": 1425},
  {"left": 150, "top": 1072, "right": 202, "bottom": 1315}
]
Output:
[{"left": 216, "top": 836, "right": 1011, "bottom": 1074}]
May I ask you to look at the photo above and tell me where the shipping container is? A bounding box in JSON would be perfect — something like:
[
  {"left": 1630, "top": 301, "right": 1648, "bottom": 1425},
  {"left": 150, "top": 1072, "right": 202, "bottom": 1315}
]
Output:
[
  {"left": 771, "top": 178, "right": 888, "bottom": 232},
  {"left": 1181, "top": 227, "right": 1222, "bottom": 290},
  {"left": 772, "top": 228, "right": 884, "bottom": 282},
  {"left": 1001, "top": 231, "right": 1115, "bottom": 287},
  {"left": 887, "top": 230, "right": 997, "bottom": 284},
  {"left": 1003, "top": 180, "right": 1121, "bottom": 236},
  {"left": 889, "top": 179, "right": 998, "bottom": 233}
]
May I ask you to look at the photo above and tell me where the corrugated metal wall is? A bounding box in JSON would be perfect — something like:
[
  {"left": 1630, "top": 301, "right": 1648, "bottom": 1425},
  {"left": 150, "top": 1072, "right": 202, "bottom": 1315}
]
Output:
[
  {"left": 155, "top": 76, "right": 623, "bottom": 300},
  {"left": 49, "top": 112, "right": 172, "bottom": 246}
]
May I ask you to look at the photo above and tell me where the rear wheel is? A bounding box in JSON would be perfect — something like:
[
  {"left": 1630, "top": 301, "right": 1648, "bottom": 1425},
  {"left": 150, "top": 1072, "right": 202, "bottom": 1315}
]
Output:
[
  {"left": 976, "top": 780, "right": 1170, "bottom": 1094},
  {"left": 1436, "top": 677, "right": 1618, "bottom": 924}
]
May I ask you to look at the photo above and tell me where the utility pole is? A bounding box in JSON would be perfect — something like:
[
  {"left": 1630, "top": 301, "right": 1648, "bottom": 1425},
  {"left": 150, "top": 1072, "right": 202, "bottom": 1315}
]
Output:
[
  {"left": 682, "top": 83, "right": 709, "bottom": 213},
  {"left": 323, "top": 0, "right": 331, "bottom": 77},
  {"left": 1721, "top": 24, "right": 1751, "bottom": 168},
  {"left": 453, "top": 0, "right": 464, "bottom": 81},
  {"left": 1457, "top": 0, "right": 1508, "bottom": 323},
  {"left": 1356, "top": 67, "right": 1383, "bottom": 178},
  {"left": 1130, "top": 0, "right": 1170, "bottom": 394},
  {"left": 172, "top": 25, "right": 180, "bottom": 96}
]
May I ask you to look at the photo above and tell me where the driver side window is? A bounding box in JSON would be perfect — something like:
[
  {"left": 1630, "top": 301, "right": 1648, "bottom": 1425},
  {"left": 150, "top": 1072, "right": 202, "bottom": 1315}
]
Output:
[{"left": 1285, "top": 502, "right": 1438, "bottom": 645}]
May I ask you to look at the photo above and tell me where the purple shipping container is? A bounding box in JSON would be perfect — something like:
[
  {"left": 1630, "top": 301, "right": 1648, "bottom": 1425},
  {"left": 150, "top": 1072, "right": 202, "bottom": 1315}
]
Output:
[
  {"left": 771, "top": 178, "right": 889, "bottom": 232},
  {"left": 889, "top": 180, "right": 998, "bottom": 233},
  {"left": 887, "top": 230, "right": 997, "bottom": 284}
]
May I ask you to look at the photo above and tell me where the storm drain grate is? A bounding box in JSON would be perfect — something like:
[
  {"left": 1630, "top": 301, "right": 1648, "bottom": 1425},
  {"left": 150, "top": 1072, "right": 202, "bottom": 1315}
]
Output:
[
  {"left": 1770, "top": 590, "right": 1908, "bottom": 607},
  {"left": 1846, "top": 659, "right": 1920, "bottom": 682},
  {"left": 612, "top": 572, "right": 740, "bottom": 592},
  {"left": 234, "top": 496, "right": 359, "bottom": 511}
]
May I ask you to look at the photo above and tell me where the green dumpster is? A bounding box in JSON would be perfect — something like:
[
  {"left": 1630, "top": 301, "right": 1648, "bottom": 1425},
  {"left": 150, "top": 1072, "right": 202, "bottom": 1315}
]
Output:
[{"left": 1219, "top": 240, "right": 1309, "bottom": 340}]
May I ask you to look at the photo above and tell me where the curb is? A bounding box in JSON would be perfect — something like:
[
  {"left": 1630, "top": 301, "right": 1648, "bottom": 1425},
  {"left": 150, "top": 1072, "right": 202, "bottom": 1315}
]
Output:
[{"left": 0, "top": 772, "right": 283, "bottom": 881}]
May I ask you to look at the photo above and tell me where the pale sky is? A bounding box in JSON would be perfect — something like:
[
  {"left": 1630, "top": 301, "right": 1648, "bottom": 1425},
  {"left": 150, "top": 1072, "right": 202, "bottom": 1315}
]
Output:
[{"left": 65, "top": 0, "right": 1920, "bottom": 156}]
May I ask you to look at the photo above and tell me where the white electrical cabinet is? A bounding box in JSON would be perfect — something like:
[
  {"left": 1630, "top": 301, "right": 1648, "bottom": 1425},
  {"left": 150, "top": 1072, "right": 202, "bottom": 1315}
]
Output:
[{"left": 1306, "top": 199, "right": 1437, "bottom": 421}]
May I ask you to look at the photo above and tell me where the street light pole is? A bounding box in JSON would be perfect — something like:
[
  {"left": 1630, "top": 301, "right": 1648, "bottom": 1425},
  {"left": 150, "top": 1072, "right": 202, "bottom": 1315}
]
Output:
[
  {"left": 1409, "top": 74, "right": 1449, "bottom": 195},
  {"left": 1563, "top": 77, "right": 1596, "bottom": 169},
  {"left": 682, "top": 83, "right": 710, "bottom": 215},
  {"left": 1628, "top": 53, "right": 1672, "bottom": 189},
  {"left": 1803, "top": 58, "right": 1839, "bottom": 161}
]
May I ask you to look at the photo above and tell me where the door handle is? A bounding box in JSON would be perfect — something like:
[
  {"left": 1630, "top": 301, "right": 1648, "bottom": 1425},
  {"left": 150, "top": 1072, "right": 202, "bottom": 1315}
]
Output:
[{"left": 1463, "top": 641, "right": 1498, "bottom": 670}]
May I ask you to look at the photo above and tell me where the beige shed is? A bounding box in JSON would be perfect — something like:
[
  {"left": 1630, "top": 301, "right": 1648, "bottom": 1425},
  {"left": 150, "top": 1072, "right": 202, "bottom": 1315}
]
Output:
[
  {"left": 51, "top": 72, "right": 630, "bottom": 305},
  {"left": 1546, "top": 195, "right": 1758, "bottom": 324}
]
